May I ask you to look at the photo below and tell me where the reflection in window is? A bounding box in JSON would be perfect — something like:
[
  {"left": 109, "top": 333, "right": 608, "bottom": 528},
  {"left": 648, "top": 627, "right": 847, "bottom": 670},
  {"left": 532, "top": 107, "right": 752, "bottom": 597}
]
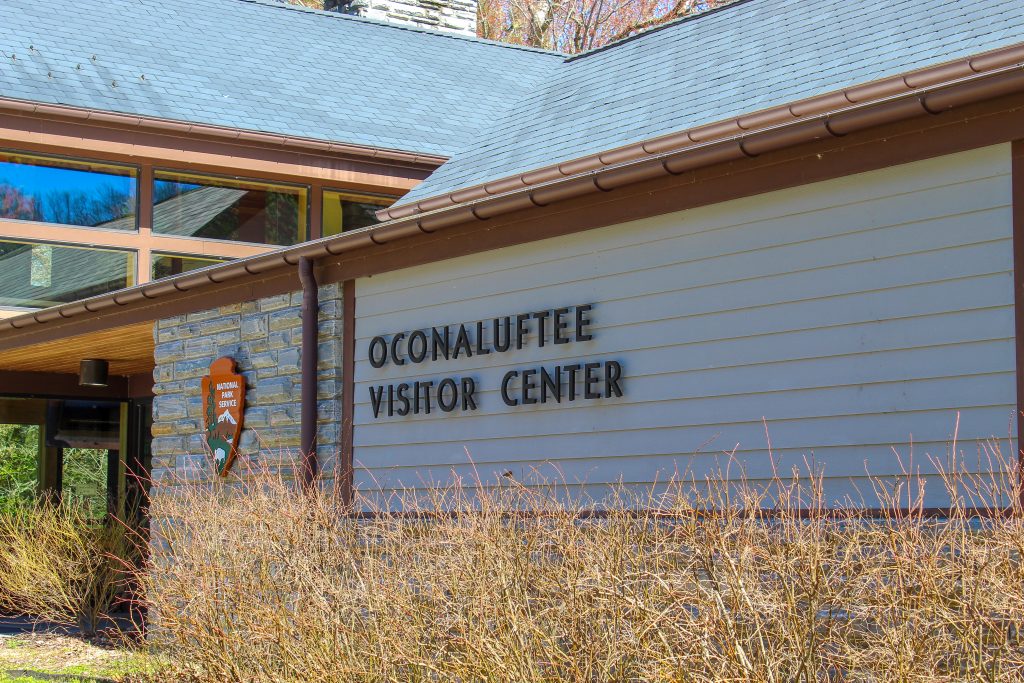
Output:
[
  {"left": 322, "top": 190, "right": 394, "bottom": 236},
  {"left": 0, "top": 423, "right": 39, "bottom": 514},
  {"left": 49, "top": 400, "right": 121, "bottom": 521},
  {"left": 153, "top": 171, "right": 307, "bottom": 246},
  {"left": 0, "top": 151, "right": 137, "bottom": 228},
  {"left": 30, "top": 245, "right": 52, "bottom": 287},
  {"left": 0, "top": 240, "right": 134, "bottom": 308},
  {"left": 62, "top": 447, "right": 109, "bottom": 522},
  {"left": 151, "top": 253, "right": 228, "bottom": 280}
]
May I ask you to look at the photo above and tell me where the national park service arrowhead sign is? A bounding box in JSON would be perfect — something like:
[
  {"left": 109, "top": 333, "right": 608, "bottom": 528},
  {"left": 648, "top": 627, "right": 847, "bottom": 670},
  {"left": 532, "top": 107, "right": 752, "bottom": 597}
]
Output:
[{"left": 201, "top": 357, "right": 246, "bottom": 477}]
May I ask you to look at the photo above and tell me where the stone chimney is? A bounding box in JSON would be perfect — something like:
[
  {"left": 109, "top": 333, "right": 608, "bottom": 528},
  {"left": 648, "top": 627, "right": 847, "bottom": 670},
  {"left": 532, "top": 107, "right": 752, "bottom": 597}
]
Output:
[{"left": 324, "top": 0, "right": 478, "bottom": 36}]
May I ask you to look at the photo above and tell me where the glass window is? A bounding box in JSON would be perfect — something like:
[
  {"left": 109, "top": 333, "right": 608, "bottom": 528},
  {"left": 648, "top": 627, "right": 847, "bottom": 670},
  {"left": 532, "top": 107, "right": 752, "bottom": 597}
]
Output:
[
  {"left": 322, "top": 190, "right": 395, "bottom": 237},
  {"left": 153, "top": 171, "right": 308, "bottom": 246},
  {"left": 0, "top": 423, "right": 39, "bottom": 514},
  {"left": 62, "top": 447, "right": 109, "bottom": 521},
  {"left": 151, "top": 253, "right": 228, "bottom": 280},
  {"left": 0, "top": 151, "right": 137, "bottom": 229},
  {"left": 0, "top": 240, "right": 134, "bottom": 308},
  {"left": 49, "top": 400, "right": 123, "bottom": 521}
]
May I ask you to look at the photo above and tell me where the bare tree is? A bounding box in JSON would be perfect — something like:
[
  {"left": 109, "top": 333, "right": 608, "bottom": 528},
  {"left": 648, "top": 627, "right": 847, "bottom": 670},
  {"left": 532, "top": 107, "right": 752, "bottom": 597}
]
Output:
[
  {"left": 0, "top": 183, "right": 41, "bottom": 221},
  {"left": 286, "top": 0, "right": 735, "bottom": 53},
  {"left": 478, "top": 0, "right": 736, "bottom": 53}
]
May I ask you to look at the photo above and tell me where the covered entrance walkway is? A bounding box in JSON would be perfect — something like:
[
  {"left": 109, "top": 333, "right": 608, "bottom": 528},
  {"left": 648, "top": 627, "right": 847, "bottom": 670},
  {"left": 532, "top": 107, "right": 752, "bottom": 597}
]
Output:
[{"left": 0, "top": 322, "right": 154, "bottom": 522}]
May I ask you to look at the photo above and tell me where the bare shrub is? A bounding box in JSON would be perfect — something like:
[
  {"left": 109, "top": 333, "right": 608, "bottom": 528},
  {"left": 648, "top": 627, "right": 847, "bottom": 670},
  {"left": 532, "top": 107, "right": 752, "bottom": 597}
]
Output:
[
  {"left": 0, "top": 500, "right": 132, "bottom": 636},
  {"left": 141, "top": 445, "right": 1024, "bottom": 682}
]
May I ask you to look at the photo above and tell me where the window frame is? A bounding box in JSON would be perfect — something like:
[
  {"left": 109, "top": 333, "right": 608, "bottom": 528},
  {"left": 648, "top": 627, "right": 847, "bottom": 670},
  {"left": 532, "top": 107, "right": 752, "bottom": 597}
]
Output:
[
  {"left": 150, "top": 251, "right": 229, "bottom": 281},
  {"left": 152, "top": 167, "right": 311, "bottom": 247},
  {"left": 0, "top": 237, "right": 137, "bottom": 309},
  {"left": 321, "top": 187, "right": 399, "bottom": 237},
  {"left": 0, "top": 147, "right": 141, "bottom": 232}
]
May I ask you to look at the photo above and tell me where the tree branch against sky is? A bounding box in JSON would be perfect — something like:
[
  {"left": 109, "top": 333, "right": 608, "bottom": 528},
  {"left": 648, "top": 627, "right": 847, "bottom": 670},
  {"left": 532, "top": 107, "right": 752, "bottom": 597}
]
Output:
[
  {"left": 477, "top": 0, "right": 736, "bottom": 53},
  {"left": 285, "top": 0, "right": 735, "bottom": 53}
]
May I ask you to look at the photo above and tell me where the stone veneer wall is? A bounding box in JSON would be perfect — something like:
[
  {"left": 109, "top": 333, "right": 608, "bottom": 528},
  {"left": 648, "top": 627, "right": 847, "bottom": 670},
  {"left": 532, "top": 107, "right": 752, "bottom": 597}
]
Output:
[{"left": 150, "top": 282, "right": 343, "bottom": 485}]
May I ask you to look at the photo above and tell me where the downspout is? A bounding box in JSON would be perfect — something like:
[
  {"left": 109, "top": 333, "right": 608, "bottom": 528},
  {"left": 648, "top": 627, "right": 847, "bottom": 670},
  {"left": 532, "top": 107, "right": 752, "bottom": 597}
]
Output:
[{"left": 298, "top": 257, "right": 318, "bottom": 489}]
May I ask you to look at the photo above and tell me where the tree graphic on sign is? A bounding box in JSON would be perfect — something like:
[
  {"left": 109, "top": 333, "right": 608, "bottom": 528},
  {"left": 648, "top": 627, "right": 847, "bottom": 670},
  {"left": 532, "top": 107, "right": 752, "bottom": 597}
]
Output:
[
  {"left": 201, "top": 357, "right": 245, "bottom": 477},
  {"left": 205, "top": 382, "right": 232, "bottom": 474}
]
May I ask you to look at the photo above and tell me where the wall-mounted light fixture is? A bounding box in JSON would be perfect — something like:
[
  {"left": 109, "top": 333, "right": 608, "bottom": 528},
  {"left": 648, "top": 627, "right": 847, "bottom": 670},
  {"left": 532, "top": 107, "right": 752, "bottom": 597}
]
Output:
[{"left": 79, "top": 359, "right": 109, "bottom": 387}]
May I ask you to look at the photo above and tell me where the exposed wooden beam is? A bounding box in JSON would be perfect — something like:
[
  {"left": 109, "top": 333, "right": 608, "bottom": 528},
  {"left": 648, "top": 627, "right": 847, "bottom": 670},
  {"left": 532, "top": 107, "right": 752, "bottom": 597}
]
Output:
[
  {"left": 0, "top": 371, "right": 144, "bottom": 399},
  {"left": 0, "top": 111, "right": 433, "bottom": 194},
  {"left": 136, "top": 164, "right": 155, "bottom": 285},
  {"left": 0, "top": 218, "right": 277, "bottom": 259},
  {"left": 0, "top": 397, "right": 47, "bottom": 424}
]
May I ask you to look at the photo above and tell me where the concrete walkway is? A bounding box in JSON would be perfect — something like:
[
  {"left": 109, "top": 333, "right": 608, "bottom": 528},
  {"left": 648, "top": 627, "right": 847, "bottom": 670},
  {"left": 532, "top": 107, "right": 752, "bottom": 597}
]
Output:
[{"left": 0, "top": 616, "right": 75, "bottom": 637}]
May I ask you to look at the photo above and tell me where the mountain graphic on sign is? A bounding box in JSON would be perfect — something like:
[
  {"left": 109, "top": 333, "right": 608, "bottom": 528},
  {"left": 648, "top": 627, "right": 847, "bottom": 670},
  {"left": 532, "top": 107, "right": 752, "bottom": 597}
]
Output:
[{"left": 218, "top": 409, "right": 237, "bottom": 425}]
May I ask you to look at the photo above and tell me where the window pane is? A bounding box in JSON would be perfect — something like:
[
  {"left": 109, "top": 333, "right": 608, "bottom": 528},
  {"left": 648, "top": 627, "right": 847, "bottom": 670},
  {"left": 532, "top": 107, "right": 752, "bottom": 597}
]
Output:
[
  {"left": 0, "top": 423, "right": 39, "bottom": 514},
  {"left": 322, "top": 191, "right": 394, "bottom": 237},
  {"left": 62, "top": 447, "right": 109, "bottom": 522},
  {"left": 0, "top": 151, "right": 137, "bottom": 228},
  {"left": 153, "top": 171, "right": 308, "bottom": 246},
  {"left": 0, "top": 240, "right": 134, "bottom": 308},
  {"left": 152, "top": 253, "right": 228, "bottom": 280}
]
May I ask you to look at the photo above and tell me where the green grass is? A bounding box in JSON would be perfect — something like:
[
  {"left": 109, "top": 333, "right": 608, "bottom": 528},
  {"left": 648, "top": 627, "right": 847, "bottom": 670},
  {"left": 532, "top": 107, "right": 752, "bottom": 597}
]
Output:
[{"left": 0, "top": 635, "right": 161, "bottom": 683}]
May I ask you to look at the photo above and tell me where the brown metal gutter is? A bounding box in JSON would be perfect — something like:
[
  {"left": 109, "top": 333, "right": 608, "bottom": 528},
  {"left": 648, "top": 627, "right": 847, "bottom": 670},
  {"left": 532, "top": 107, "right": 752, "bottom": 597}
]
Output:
[
  {"left": 1, "top": 54, "right": 1024, "bottom": 342},
  {"left": 298, "top": 256, "right": 319, "bottom": 489},
  {"left": 378, "top": 42, "right": 1024, "bottom": 220},
  {"left": 0, "top": 96, "right": 448, "bottom": 168}
]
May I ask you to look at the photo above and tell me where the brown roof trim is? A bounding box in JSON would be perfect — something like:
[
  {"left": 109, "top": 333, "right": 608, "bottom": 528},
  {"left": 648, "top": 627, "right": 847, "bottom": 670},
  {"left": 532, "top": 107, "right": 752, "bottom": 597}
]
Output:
[
  {"left": 378, "top": 41, "right": 1024, "bottom": 220},
  {"left": 0, "top": 96, "right": 448, "bottom": 168},
  {"left": 1, "top": 55, "right": 1024, "bottom": 345}
]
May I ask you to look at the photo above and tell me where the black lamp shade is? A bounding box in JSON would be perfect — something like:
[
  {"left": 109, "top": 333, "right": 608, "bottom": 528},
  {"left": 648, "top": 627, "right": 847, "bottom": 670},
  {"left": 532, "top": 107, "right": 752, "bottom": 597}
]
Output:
[{"left": 79, "top": 359, "right": 109, "bottom": 387}]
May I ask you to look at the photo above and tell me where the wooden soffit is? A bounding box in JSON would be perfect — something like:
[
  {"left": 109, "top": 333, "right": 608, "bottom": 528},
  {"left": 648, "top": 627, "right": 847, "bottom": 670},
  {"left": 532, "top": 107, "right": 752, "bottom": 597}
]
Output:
[{"left": 0, "top": 321, "right": 154, "bottom": 376}]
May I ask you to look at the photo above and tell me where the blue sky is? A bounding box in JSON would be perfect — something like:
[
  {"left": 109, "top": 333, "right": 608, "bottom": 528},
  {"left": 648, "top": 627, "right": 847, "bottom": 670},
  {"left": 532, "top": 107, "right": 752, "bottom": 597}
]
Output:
[{"left": 0, "top": 158, "right": 136, "bottom": 199}]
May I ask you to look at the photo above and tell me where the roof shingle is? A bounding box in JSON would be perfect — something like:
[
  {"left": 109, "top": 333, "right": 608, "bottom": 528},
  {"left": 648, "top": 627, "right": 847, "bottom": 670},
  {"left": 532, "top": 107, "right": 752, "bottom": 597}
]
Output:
[
  {"left": 0, "top": 0, "right": 563, "bottom": 157},
  {"left": 398, "top": 0, "right": 1024, "bottom": 206}
]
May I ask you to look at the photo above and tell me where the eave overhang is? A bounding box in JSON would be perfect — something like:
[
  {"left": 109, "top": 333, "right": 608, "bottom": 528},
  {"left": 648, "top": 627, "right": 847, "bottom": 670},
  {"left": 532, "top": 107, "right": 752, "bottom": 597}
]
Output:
[
  {"left": 379, "top": 42, "right": 1024, "bottom": 220},
  {"left": 0, "top": 96, "right": 449, "bottom": 169},
  {"left": 2, "top": 44, "right": 1024, "bottom": 350}
]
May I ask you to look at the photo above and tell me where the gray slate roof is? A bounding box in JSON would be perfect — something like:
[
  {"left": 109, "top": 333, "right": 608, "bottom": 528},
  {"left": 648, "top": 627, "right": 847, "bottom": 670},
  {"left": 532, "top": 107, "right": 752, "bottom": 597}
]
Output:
[
  {"left": 398, "top": 0, "right": 1024, "bottom": 206},
  {"left": 0, "top": 0, "right": 562, "bottom": 157},
  {"left": 3, "top": 0, "right": 1022, "bottom": 211}
]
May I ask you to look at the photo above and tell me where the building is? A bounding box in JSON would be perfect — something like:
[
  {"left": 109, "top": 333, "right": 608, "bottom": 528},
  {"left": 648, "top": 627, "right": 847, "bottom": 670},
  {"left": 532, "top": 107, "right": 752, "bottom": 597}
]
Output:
[
  {"left": 322, "top": 0, "right": 479, "bottom": 35},
  {"left": 0, "top": 0, "right": 1023, "bottom": 513},
  {"left": 0, "top": 0, "right": 557, "bottom": 511}
]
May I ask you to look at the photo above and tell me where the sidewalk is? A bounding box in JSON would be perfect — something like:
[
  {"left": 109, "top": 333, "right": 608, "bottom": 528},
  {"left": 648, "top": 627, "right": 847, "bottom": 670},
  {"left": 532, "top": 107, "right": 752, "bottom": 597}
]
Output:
[
  {"left": 0, "top": 615, "right": 139, "bottom": 638},
  {"left": 0, "top": 616, "right": 75, "bottom": 638}
]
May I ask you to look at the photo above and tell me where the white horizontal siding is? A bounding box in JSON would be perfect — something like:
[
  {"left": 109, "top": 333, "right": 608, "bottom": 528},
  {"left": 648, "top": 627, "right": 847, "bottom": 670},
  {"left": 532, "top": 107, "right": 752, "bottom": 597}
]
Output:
[
  {"left": 353, "top": 145, "right": 1016, "bottom": 508},
  {"left": 352, "top": 440, "right": 1000, "bottom": 479}
]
